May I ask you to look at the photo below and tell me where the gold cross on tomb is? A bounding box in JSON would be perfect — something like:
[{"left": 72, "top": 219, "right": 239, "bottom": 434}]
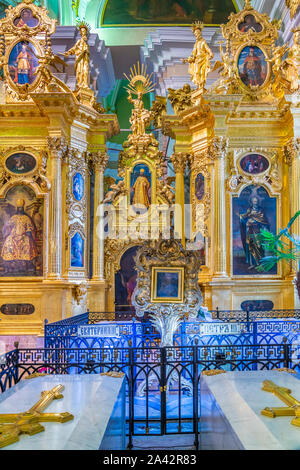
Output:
[
  {"left": 261, "top": 380, "right": 300, "bottom": 427},
  {"left": 0, "top": 384, "right": 74, "bottom": 448}
]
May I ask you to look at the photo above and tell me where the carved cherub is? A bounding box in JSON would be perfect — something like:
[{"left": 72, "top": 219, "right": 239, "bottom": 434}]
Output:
[
  {"left": 160, "top": 183, "right": 175, "bottom": 204},
  {"left": 168, "top": 84, "right": 192, "bottom": 113},
  {"left": 102, "top": 179, "right": 126, "bottom": 204}
]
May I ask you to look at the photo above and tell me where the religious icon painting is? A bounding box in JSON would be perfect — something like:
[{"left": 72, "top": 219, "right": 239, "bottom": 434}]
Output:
[
  {"left": 237, "top": 46, "right": 268, "bottom": 88},
  {"left": 72, "top": 173, "right": 84, "bottom": 201},
  {"left": 130, "top": 164, "right": 151, "bottom": 212},
  {"left": 0, "top": 185, "right": 43, "bottom": 277},
  {"left": 238, "top": 14, "right": 263, "bottom": 33},
  {"left": 70, "top": 232, "right": 84, "bottom": 268},
  {"left": 13, "top": 8, "right": 39, "bottom": 28},
  {"left": 239, "top": 154, "right": 269, "bottom": 175},
  {"left": 115, "top": 246, "right": 139, "bottom": 311},
  {"left": 8, "top": 41, "right": 39, "bottom": 86},
  {"left": 232, "top": 185, "right": 277, "bottom": 276},
  {"left": 5, "top": 153, "right": 36, "bottom": 174},
  {"left": 195, "top": 173, "right": 205, "bottom": 201},
  {"left": 151, "top": 267, "right": 184, "bottom": 303}
]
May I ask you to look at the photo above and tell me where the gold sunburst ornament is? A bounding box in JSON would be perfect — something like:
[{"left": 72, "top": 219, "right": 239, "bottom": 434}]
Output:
[{"left": 124, "top": 61, "right": 155, "bottom": 96}]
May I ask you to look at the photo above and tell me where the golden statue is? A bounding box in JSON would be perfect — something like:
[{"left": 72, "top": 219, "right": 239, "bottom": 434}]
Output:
[
  {"left": 132, "top": 168, "right": 150, "bottom": 208},
  {"left": 127, "top": 90, "right": 152, "bottom": 136},
  {"left": 124, "top": 62, "right": 155, "bottom": 138},
  {"left": 286, "top": 0, "right": 300, "bottom": 19},
  {"left": 60, "top": 21, "right": 90, "bottom": 90},
  {"left": 183, "top": 21, "right": 214, "bottom": 91},
  {"left": 280, "top": 27, "right": 300, "bottom": 92},
  {"left": 1, "top": 199, "right": 38, "bottom": 272}
]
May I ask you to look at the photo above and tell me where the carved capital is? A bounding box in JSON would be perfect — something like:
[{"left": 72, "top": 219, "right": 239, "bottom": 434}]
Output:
[
  {"left": 284, "top": 137, "right": 300, "bottom": 165},
  {"left": 208, "top": 136, "right": 229, "bottom": 160},
  {"left": 88, "top": 151, "right": 109, "bottom": 172},
  {"left": 171, "top": 152, "right": 189, "bottom": 173},
  {"left": 47, "top": 136, "right": 68, "bottom": 159}
]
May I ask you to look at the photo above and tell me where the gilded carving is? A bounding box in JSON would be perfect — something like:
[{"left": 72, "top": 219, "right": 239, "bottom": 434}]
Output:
[
  {"left": 168, "top": 84, "right": 193, "bottom": 114},
  {"left": 286, "top": 0, "right": 300, "bottom": 18},
  {"left": 284, "top": 138, "right": 300, "bottom": 165},
  {"left": 131, "top": 239, "right": 203, "bottom": 318},
  {"left": 73, "top": 282, "right": 87, "bottom": 305},
  {"left": 171, "top": 152, "right": 189, "bottom": 173},
  {"left": 183, "top": 21, "right": 213, "bottom": 94}
]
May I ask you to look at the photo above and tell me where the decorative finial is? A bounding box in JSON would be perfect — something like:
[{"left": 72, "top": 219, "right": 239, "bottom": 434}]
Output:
[
  {"left": 124, "top": 61, "right": 155, "bottom": 96},
  {"left": 244, "top": 0, "right": 252, "bottom": 8}
]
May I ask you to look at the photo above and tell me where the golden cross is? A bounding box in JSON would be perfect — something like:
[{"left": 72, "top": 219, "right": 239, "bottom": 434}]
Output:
[
  {"left": 261, "top": 380, "right": 300, "bottom": 427},
  {"left": 0, "top": 384, "right": 74, "bottom": 448}
]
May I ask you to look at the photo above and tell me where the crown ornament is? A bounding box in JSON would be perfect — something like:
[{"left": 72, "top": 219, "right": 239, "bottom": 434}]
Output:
[
  {"left": 191, "top": 21, "right": 204, "bottom": 33},
  {"left": 76, "top": 19, "right": 91, "bottom": 33}
]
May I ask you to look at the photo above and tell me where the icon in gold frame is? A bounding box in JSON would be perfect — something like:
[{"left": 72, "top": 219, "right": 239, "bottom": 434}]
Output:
[{"left": 151, "top": 266, "right": 184, "bottom": 303}]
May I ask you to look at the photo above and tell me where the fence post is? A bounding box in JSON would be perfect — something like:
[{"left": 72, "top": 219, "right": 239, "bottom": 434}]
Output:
[
  {"left": 193, "top": 339, "right": 199, "bottom": 450},
  {"left": 127, "top": 339, "right": 134, "bottom": 450},
  {"left": 44, "top": 319, "right": 48, "bottom": 348},
  {"left": 13, "top": 341, "right": 19, "bottom": 384},
  {"left": 283, "top": 337, "right": 290, "bottom": 368},
  {"left": 160, "top": 347, "right": 167, "bottom": 435}
]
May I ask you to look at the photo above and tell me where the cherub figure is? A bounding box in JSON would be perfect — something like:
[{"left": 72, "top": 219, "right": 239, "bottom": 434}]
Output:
[
  {"left": 168, "top": 84, "right": 192, "bottom": 113},
  {"left": 103, "top": 179, "right": 126, "bottom": 204}
]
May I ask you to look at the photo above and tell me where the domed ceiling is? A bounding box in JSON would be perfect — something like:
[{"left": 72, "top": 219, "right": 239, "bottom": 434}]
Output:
[{"left": 101, "top": 0, "right": 238, "bottom": 26}]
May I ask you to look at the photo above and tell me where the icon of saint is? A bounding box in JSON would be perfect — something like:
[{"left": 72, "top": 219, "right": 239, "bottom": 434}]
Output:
[
  {"left": 239, "top": 196, "right": 270, "bottom": 269},
  {"left": 132, "top": 168, "right": 150, "bottom": 209},
  {"left": 242, "top": 47, "right": 263, "bottom": 86},
  {"left": 15, "top": 9, "right": 39, "bottom": 28},
  {"left": 13, "top": 43, "right": 36, "bottom": 85},
  {"left": 1, "top": 198, "right": 38, "bottom": 274}
]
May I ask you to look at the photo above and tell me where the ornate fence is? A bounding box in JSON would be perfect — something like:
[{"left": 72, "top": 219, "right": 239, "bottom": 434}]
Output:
[
  {"left": 1, "top": 341, "right": 299, "bottom": 449},
  {"left": 44, "top": 310, "right": 300, "bottom": 350}
]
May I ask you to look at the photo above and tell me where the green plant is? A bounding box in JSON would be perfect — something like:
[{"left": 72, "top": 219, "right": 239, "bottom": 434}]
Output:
[
  {"left": 257, "top": 210, "right": 300, "bottom": 272},
  {"left": 72, "top": 0, "right": 80, "bottom": 18}
]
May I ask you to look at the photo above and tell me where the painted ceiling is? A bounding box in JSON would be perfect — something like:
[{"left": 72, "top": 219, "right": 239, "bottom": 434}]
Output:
[{"left": 102, "top": 0, "right": 238, "bottom": 26}]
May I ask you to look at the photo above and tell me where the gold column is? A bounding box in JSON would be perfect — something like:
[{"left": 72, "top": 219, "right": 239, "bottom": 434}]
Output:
[
  {"left": 171, "top": 153, "right": 188, "bottom": 247},
  {"left": 211, "top": 137, "right": 228, "bottom": 277},
  {"left": 47, "top": 137, "right": 68, "bottom": 279},
  {"left": 89, "top": 152, "right": 109, "bottom": 280},
  {"left": 285, "top": 138, "right": 300, "bottom": 236}
]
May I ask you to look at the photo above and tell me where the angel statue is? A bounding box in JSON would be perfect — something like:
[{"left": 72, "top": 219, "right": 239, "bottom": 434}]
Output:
[
  {"left": 103, "top": 179, "right": 126, "bottom": 204},
  {"left": 183, "top": 21, "right": 214, "bottom": 92},
  {"left": 1, "top": 198, "right": 42, "bottom": 275},
  {"left": 280, "top": 27, "right": 300, "bottom": 93},
  {"left": 59, "top": 21, "right": 90, "bottom": 90},
  {"left": 35, "top": 48, "right": 68, "bottom": 92}
]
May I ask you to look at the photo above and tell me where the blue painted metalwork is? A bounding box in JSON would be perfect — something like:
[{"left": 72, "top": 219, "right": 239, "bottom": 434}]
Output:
[{"left": 44, "top": 310, "right": 300, "bottom": 350}]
